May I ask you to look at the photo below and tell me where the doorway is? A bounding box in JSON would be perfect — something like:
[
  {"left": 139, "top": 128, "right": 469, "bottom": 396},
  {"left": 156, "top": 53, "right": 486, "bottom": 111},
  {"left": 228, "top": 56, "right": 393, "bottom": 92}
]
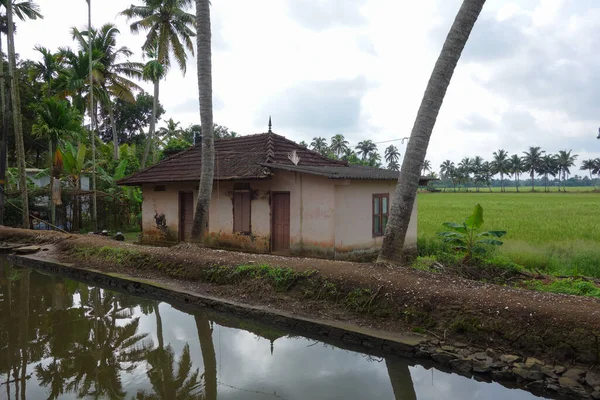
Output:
[
  {"left": 271, "top": 192, "right": 290, "bottom": 252},
  {"left": 179, "top": 192, "right": 194, "bottom": 241}
]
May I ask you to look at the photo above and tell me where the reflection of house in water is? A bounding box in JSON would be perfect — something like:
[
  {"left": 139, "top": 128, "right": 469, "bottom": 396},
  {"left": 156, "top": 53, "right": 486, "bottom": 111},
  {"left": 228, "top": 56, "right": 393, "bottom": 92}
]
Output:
[{"left": 204, "top": 311, "right": 287, "bottom": 355}]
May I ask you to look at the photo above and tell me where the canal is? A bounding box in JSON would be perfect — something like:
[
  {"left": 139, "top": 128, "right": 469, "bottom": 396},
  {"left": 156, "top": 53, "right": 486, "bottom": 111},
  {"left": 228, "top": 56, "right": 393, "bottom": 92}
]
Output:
[{"left": 0, "top": 259, "right": 549, "bottom": 399}]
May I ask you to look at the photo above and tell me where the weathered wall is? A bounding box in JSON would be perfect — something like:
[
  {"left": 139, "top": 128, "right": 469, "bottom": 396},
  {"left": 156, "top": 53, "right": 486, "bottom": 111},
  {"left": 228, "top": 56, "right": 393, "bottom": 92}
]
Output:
[
  {"left": 334, "top": 180, "right": 417, "bottom": 261},
  {"left": 140, "top": 183, "right": 193, "bottom": 244},
  {"left": 139, "top": 173, "right": 417, "bottom": 259}
]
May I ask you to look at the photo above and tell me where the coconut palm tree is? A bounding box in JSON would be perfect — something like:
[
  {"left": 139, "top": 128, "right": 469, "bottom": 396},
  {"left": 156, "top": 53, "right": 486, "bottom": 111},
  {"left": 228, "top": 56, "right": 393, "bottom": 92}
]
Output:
[
  {"left": 421, "top": 159, "right": 431, "bottom": 176},
  {"left": 310, "top": 137, "right": 328, "bottom": 155},
  {"left": 492, "top": 149, "right": 509, "bottom": 192},
  {"left": 556, "top": 149, "right": 578, "bottom": 192},
  {"left": 2, "top": 0, "right": 42, "bottom": 228},
  {"left": 471, "top": 156, "right": 484, "bottom": 192},
  {"left": 458, "top": 157, "right": 472, "bottom": 190},
  {"left": 387, "top": 160, "right": 399, "bottom": 171},
  {"left": 71, "top": 23, "right": 144, "bottom": 161},
  {"left": 384, "top": 145, "right": 400, "bottom": 167},
  {"left": 539, "top": 154, "right": 558, "bottom": 192},
  {"left": 580, "top": 159, "right": 596, "bottom": 181},
  {"left": 508, "top": 154, "right": 523, "bottom": 192},
  {"left": 355, "top": 140, "right": 377, "bottom": 161},
  {"left": 522, "top": 146, "right": 545, "bottom": 192},
  {"left": 32, "top": 98, "right": 83, "bottom": 226},
  {"left": 121, "top": 0, "right": 196, "bottom": 167},
  {"left": 32, "top": 45, "right": 60, "bottom": 95},
  {"left": 140, "top": 45, "right": 166, "bottom": 167},
  {"left": 191, "top": 0, "right": 214, "bottom": 242},
  {"left": 379, "top": 0, "right": 486, "bottom": 263},
  {"left": 439, "top": 160, "right": 455, "bottom": 191},
  {"left": 330, "top": 134, "right": 349, "bottom": 158},
  {"left": 158, "top": 118, "right": 183, "bottom": 141}
]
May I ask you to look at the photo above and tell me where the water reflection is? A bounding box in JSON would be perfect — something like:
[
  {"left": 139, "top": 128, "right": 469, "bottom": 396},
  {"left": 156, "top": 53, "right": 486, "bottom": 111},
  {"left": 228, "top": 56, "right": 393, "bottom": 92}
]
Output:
[{"left": 0, "top": 260, "right": 546, "bottom": 400}]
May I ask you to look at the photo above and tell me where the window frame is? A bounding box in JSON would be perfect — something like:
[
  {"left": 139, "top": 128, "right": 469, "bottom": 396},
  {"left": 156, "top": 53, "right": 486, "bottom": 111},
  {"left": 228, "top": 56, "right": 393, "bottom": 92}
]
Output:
[
  {"left": 233, "top": 189, "right": 252, "bottom": 234},
  {"left": 372, "top": 193, "right": 389, "bottom": 237}
]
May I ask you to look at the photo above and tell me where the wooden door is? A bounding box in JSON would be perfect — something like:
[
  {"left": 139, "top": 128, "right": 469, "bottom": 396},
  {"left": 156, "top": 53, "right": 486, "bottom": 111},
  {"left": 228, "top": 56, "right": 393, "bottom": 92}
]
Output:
[
  {"left": 271, "top": 192, "right": 290, "bottom": 252},
  {"left": 179, "top": 192, "right": 194, "bottom": 241}
]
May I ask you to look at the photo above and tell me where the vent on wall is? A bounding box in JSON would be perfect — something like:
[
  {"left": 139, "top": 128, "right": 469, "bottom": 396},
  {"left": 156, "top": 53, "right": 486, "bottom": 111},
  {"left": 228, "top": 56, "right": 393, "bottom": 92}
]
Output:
[{"left": 154, "top": 185, "right": 166, "bottom": 192}]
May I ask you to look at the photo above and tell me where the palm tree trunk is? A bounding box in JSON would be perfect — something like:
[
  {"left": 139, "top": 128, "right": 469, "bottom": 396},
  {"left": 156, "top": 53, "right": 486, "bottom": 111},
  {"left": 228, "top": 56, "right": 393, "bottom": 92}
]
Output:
[
  {"left": 531, "top": 171, "right": 534, "bottom": 192},
  {"left": 6, "top": 1, "right": 30, "bottom": 228},
  {"left": 18, "top": 271, "right": 30, "bottom": 400},
  {"left": 0, "top": 35, "right": 8, "bottom": 225},
  {"left": 385, "top": 357, "right": 416, "bottom": 400},
  {"left": 378, "top": 0, "right": 485, "bottom": 263},
  {"left": 141, "top": 80, "right": 159, "bottom": 169},
  {"left": 108, "top": 106, "right": 119, "bottom": 160},
  {"left": 195, "top": 314, "right": 217, "bottom": 400},
  {"left": 191, "top": 0, "right": 214, "bottom": 242},
  {"left": 500, "top": 172, "right": 503, "bottom": 192},
  {"left": 50, "top": 138, "right": 56, "bottom": 226},
  {"left": 516, "top": 173, "right": 519, "bottom": 192},
  {"left": 89, "top": 0, "right": 98, "bottom": 233}
]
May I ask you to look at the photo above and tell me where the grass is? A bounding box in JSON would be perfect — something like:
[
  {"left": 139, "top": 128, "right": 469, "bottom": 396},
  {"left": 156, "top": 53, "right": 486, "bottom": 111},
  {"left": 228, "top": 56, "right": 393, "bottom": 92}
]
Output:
[
  {"left": 417, "top": 192, "right": 600, "bottom": 278},
  {"left": 432, "top": 185, "right": 597, "bottom": 193},
  {"left": 525, "top": 278, "right": 600, "bottom": 298}
]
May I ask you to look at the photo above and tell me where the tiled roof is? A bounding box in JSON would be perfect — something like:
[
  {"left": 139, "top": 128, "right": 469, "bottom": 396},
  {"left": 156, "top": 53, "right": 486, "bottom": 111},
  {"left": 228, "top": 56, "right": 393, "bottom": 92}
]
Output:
[
  {"left": 117, "top": 132, "right": 433, "bottom": 186},
  {"left": 118, "top": 132, "right": 346, "bottom": 185},
  {"left": 263, "top": 163, "right": 434, "bottom": 185}
]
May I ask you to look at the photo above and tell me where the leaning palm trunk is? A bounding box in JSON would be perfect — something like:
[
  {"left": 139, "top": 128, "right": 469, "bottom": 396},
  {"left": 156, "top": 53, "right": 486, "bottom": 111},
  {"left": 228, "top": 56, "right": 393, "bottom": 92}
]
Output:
[
  {"left": 6, "top": 0, "right": 30, "bottom": 228},
  {"left": 195, "top": 314, "right": 217, "bottom": 400},
  {"left": 191, "top": 0, "right": 214, "bottom": 242},
  {"left": 378, "top": 0, "right": 485, "bottom": 263},
  {"left": 108, "top": 106, "right": 119, "bottom": 160},
  {"left": 141, "top": 80, "right": 159, "bottom": 168}
]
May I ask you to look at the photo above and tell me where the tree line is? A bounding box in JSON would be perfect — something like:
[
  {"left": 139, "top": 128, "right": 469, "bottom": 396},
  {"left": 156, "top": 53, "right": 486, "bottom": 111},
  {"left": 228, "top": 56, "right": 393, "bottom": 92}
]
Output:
[
  {"left": 438, "top": 147, "right": 599, "bottom": 192},
  {"left": 302, "top": 135, "right": 403, "bottom": 170}
]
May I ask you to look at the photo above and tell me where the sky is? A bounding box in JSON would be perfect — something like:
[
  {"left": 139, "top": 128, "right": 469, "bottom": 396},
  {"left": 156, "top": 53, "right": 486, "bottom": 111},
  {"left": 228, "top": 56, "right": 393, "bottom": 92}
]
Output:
[{"left": 13, "top": 0, "right": 600, "bottom": 173}]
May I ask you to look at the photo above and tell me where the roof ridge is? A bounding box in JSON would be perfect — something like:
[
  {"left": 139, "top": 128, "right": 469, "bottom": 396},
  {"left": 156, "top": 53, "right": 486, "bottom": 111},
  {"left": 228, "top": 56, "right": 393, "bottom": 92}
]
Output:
[{"left": 265, "top": 132, "right": 275, "bottom": 163}]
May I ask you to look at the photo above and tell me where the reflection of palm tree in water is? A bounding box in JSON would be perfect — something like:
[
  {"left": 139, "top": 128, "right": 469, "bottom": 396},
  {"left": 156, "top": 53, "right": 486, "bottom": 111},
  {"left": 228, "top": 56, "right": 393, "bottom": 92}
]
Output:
[
  {"left": 386, "top": 357, "right": 417, "bottom": 400},
  {"left": 136, "top": 305, "right": 214, "bottom": 399},
  {"left": 195, "top": 314, "right": 217, "bottom": 400}
]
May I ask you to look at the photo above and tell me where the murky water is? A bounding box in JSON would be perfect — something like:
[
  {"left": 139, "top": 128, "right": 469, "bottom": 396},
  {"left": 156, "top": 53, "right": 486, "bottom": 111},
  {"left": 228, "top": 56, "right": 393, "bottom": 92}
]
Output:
[{"left": 0, "top": 259, "right": 549, "bottom": 400}]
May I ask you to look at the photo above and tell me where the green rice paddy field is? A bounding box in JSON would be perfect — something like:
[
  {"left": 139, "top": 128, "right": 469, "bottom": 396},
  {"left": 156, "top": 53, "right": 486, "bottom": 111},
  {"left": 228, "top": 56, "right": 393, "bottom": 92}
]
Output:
[{"left": 417, "top": 191, "right": 600, "bottom": 277}]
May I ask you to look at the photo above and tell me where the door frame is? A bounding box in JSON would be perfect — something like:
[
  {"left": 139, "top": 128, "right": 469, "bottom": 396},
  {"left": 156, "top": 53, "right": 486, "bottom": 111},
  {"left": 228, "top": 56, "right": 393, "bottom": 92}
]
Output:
[
  {"left": 178, "top": 191, "right": 193, "bottom": 241},
  {"left": 270, "top": 191, "right": 291, "bottom": 252}
]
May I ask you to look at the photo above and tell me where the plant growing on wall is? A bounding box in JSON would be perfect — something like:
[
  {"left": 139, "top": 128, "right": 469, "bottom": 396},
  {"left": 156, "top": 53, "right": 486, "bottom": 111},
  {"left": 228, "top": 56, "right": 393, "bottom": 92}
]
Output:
[{"left": 438, "top": 204, "right": 506, "bottom": 261}]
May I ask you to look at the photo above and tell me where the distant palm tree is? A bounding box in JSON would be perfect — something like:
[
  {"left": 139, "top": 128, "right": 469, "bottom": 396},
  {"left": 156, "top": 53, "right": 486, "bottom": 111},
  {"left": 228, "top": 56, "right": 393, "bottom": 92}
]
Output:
[
  {"left": 471, "top": 156, "right": 484, "bottom": 192},
  {"left": 298, "top": 141, "right": 308, "bottom": 149},
  {"left": 508, "top": 154, "right": 523, "bottom": 192},
  {"left": 580, "top": 159, "right": 596, "bottom": 181},
  {"left": 158, "top": 118, "right": 183, "bottom": 145},
  {"left": 121, "top": 0, "right": 196, "bottom": 166},
  {"left": 355, "top": 140, "right": 377, "bottom": 160},
  {"left": 421, "top": 159, "right": 431, "bottom": 176},
  {"left": 32, "top": 45, "right": 60, "bottom": 94},
  {"left": 539, "top": 154, "right": 558, "bottom": 192},
  {"left": 71, "top": 23, "right": 144, "bottom": 160},
  {"left": 368, "top": 152, "right": 382, "bottom": 168},
  {"left": 439, "top": 160, "right": 455, "bottom": 191},
  {"left": 384, "top": 145, "right": 400, "bottom": 166},
  {"left": 458, "top": 157, "right": 472, "bottom": 190},
  {"left": 310, "top": 137, "right": 328, "bottom": 155},
  {"left": 387, "top": 160, "right": 399, "bottom": 171},
  {"left": 522, "top": 146, "right": 545, "bottom": 191},
  {"left": 492, "top": 149, "right": 509, "bottom": 192},
  {"left": 140, "top": 44, "right": 166, "bottom": 167},
  {"left": 330, "top": 134, "right": 349, "bottom": 158},
  {"left": 556, "top": 149, "right": 578, "bottom": 192}
]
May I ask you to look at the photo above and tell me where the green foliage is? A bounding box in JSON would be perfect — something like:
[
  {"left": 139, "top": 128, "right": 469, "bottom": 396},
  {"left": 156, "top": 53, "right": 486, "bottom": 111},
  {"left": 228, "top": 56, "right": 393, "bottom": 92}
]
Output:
[
  {"left": 438, "top": 204, "right": 506, "bottom": 260},
  {"left": 204, "top": 264, "right": 316, "bottom": 292},
  {"left": 526, "top": 278, "right": 600, "bottom": 298},
  {"left": 161, "top": 138, "right": 191, "bottom": 159}
]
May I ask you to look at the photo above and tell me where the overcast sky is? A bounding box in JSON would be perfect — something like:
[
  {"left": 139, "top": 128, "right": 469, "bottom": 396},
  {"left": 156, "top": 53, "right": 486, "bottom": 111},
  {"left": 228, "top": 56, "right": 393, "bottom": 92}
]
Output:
[{"left": 13, "top": 0, "right": 600, "bottom": 172}]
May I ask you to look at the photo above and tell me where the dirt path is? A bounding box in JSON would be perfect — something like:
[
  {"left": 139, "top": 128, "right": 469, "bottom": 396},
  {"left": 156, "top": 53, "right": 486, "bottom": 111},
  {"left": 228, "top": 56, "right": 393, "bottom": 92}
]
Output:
[{"left": 2, "top": 226, "right": 600, "bottom": 366}]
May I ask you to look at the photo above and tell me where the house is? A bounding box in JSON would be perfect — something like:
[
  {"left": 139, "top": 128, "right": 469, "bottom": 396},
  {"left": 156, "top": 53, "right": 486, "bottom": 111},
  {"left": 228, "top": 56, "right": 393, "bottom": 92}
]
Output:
[{"left": 118, "top": 129, "right": 430, "bottom": 260}]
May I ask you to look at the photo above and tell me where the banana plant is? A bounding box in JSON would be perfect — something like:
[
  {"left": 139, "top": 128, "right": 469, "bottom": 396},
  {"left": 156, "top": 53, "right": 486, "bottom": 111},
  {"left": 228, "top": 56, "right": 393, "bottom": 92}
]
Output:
[{"left": 438, "top": 204, "right": 506, "bottom": 261}]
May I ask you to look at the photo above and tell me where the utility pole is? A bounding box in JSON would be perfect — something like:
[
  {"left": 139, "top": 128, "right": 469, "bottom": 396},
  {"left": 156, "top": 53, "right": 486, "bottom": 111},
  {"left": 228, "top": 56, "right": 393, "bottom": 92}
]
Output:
[{"left": 88, "top": 0, "right": 98, "bottom": 232}]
